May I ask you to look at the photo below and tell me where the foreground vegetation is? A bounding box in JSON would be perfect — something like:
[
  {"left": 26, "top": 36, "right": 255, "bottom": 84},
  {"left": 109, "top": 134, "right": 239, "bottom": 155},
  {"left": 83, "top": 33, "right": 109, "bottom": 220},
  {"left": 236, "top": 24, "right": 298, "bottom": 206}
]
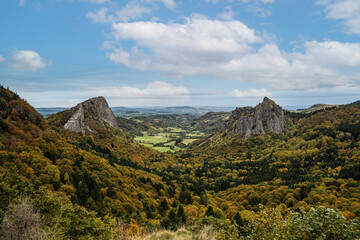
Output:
[
  {"left": 0, "top": 86, "right": 359, "bottom": 239},
  {"left": 2, "top": 198, "right": 359, "bottom": 239}
]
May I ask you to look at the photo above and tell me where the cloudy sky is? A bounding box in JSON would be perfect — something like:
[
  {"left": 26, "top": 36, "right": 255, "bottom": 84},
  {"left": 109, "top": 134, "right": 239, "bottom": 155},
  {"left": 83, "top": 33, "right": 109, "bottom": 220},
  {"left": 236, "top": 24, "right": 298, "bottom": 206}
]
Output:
[{"left": 0, "top": 0, "right": 360, "bottom": 108}]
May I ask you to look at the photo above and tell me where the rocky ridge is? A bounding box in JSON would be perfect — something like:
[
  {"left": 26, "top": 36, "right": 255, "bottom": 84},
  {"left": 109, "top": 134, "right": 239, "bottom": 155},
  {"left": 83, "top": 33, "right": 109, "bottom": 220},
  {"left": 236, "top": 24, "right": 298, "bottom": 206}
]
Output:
[
  {"left": 224, "top": 97, "right": 286, "bottom": 138},
  {"left": 64, "top": 96, "right": 117, "bottom": 134}
]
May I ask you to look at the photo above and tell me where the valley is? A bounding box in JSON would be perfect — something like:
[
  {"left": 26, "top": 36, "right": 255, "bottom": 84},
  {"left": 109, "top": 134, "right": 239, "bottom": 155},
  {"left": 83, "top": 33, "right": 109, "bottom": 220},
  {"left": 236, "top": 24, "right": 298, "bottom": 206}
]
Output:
[{"left": 120, "top": 113, "right": 229, "bottom": 152}]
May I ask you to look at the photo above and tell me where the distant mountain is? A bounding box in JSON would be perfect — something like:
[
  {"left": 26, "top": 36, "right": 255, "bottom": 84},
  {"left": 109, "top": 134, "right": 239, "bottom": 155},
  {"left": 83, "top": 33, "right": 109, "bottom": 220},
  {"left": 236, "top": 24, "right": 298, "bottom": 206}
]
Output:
[
  {"left": 36, "top": 107, "right": 67, "bottom": 117},
  {"left": 223, "top": 97, "right": 286, "bottom": 138},
  {"left": 38, "top": 106, "right": 235, "bottom": 118},
  {"left": 111, "top": 106, "right": 234, "bottom": 117}
]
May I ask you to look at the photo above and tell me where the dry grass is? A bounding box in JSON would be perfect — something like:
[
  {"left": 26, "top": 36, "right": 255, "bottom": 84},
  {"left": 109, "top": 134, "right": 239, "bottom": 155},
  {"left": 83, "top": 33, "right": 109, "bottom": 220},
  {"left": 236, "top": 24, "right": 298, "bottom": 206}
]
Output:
[{"left": 130, "top": 226, "right": 216, "bottom": 240}]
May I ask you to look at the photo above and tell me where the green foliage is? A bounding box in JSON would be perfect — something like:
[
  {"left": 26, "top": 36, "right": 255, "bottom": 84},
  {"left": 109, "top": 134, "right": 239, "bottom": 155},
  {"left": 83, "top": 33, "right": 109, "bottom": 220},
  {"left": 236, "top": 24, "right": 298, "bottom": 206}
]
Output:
[
  {"left": 286, "top": 207, "right": 360, "bottom": 240},
  {"left": 206, "top": 206, "right": 215, "bottom": 217},
  {"left": 161, "top": 205, "right": 187, "bottom": 230}
]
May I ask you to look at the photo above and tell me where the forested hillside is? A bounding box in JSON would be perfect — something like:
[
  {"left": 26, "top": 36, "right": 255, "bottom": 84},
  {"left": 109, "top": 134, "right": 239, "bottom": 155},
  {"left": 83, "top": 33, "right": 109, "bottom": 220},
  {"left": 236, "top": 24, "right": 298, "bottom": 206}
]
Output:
[{"left": 0, "top": 86, "right": 359, "bottom": 239}]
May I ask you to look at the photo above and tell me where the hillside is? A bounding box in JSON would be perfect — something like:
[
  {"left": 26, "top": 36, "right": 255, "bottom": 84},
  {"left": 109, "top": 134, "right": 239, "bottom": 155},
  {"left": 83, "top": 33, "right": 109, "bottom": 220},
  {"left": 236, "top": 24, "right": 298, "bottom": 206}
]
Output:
[
  {"left": 0, "top": 86, "right": 359, "bottom": 239},
  {"left": 296, "top": 104, "right": 337, "bottom": 114},
  {"left": 0, "top": 86, "right": 174, "bottom": 239}
]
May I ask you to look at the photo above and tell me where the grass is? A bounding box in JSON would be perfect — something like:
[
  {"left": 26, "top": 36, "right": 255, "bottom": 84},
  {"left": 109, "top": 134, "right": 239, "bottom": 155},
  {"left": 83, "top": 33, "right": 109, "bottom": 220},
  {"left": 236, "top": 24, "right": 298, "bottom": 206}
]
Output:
[
  {"left": 135, "top": 135, "right": 170, "bottom": 144},
  {"left": 142, "top": 143, "right": 153, "bottom": 148},
  {"left": 182, "top": 139, "right": 197, "bottom": 145},
  {"left": 186, "top": 132, "right": 204, "bottom": 137},
  {"left": 168, "top": 127, "right": 186, "bottom": 133},
  {"left": 134, "top": 127, "right": 205, "bottom": 153},
  {"left": 153, "top": 147, "right": 174, "bottom": 153},
  {"left": 131, "top": 226, "right": 216, "bottom": 240},
  {"left": 157, "top": 132, "right": 178, "bottom": 137}
]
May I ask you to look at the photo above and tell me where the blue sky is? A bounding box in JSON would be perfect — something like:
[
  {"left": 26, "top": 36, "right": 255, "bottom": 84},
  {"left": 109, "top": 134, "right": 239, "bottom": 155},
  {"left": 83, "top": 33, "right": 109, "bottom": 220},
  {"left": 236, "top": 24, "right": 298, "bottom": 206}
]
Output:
[{"left": 0, "top": 0, "right": 360, "bottom": 108}]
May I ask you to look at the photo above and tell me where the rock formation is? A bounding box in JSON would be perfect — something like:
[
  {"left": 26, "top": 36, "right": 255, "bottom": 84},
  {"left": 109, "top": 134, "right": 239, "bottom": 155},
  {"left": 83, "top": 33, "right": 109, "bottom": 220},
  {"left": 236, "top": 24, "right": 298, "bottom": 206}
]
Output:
[
  {"left": 224, "top": 97, "right": 286, "bottom": 138},
  {"left": 64, "top": 96, "right": 117, "bottom": 134}
]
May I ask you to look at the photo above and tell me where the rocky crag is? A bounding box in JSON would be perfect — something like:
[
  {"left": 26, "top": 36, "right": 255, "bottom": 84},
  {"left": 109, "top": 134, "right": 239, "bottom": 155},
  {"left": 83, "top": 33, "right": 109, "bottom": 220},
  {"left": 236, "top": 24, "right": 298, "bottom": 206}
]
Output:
[
  {"left": 63, "top": 96, "right": 117, "bottom": 134},
  {"left": 224, "top": 97, "right": 286, "bottom": 138}
]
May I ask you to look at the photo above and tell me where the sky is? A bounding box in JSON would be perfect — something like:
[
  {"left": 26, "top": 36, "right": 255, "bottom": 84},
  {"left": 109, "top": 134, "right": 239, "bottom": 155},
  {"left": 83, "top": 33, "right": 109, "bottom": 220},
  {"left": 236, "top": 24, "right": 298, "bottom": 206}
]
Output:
[{"left": 0, "top": 0, "right": 360, "bottom": 108}]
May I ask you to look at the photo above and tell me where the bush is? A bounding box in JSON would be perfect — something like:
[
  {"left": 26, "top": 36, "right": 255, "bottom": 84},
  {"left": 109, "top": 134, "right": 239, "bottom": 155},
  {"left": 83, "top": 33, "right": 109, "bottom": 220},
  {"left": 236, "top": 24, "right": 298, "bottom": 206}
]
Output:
[
  {"left": 0, "top": 198, "right": 54, "bottom": 240},
  {"left": 286, "top": 207, "right": 360, "bottom": 240}
]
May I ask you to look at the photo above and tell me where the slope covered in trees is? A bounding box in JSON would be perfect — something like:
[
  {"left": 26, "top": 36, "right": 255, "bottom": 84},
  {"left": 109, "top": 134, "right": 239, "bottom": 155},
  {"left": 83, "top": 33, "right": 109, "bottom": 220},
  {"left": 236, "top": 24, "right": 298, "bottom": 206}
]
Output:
[
  {"left": 0, "top": 86, "right": 174, "bottom": 238},
  {"left": 0, "top": 86, "right": 359, "bottom": 239}
]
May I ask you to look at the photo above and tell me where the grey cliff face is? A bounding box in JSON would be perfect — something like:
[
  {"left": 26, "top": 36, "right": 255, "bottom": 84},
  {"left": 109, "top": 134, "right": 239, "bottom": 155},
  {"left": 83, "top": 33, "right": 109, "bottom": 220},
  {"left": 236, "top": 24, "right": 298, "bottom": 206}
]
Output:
[
  {"left": 224, "top": 97, "right": 286, "bottom": 138},
  {"left": 64, "top": 96, "right": 117, "bottom": 134}
]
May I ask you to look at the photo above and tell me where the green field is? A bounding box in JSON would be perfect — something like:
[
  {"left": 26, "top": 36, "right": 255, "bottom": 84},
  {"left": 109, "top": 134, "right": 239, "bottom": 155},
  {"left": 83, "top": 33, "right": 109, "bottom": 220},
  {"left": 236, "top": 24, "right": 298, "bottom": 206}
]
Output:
[
  {"left": 134, "top": 128, "right": 203, "bottom": 153},
  {"left": 182, "top": 139, "right": 197, "bottom": 144},
  {"left": 129, "top": 113, "right": 227, "bottom": 153},
  {"left": 134, "top": 135, "right": 170, "bottom": 144}
]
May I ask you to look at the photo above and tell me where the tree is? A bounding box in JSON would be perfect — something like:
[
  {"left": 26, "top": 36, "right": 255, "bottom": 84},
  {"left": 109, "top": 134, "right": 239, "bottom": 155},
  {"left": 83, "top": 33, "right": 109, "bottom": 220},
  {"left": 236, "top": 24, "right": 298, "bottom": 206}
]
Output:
[
  {"left": 77, "top": 181, "right": 89, "bottom": 205},
  {"left": 179, "top": 186, "right": 192, "bottom": 205},
  {"left": 158, "top": 198, "right": 169, "bottom": 217},
  {"left": 232, "top": 212, "right": 249, "bottom": 236},
  {"left": 107, "top": 185, "right": 116, "bottom": 198},
  {"left": 160, "top": 209, "right": 177, "bottom": 230},
  {"left": 205, "top": 206, "right": 215, "bottom": 217},
  {"left": 176, "top": 205, "right": 187, "bottom": 226}
]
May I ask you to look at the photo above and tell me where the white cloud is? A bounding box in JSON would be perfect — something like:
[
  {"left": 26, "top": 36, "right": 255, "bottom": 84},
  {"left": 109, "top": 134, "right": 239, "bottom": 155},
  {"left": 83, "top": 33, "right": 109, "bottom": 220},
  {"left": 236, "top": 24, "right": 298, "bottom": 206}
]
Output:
[
  {"left": 80, "top": 81, "right": 190, "bottom": 106},
  {"left": 230, "top": 88, "right": 272, "bottom": 98},
  {"left": 160, "top": 0, "right": 176, "bottom": 9},
  {"left": 12, "top": 50, "right": 48, "bottom": 71},
  {"left": 318, "top": 0, "right": 360, "bottom": 34},
  {"left": 104, "top": 14, "right": 360, "bottom": 90},
  {"left": 87, "top": 3, "right": 151, "bottom": 23},
  {"left": 260, "top": 0, "right": 274, "bottom": 3},
  {"left": 106, "top": 48, "right": 131, "bottom": 65},
  {"left": 238, "top": 0, "right": 274, "bottom": 17},
  {"left": 116, "top": 3, "right": 151, "bottom": 22},
  {"left": 109, "top": 15, "right": 263, "bottom": 73},
  {"left": 240, "top": 0, "right": 275, "bottom": 3},
  {"left": 101, "top": 41, "right": 113, "bottom": 50},
  {"left": 87, "top": 8, "right": 110, "bottom": 23},
  {"left": 229, "top": 88, "right": 273, "bottom": 105},
  {"left": 81, "top": 0, "right": 110, "bottom": 4},
  {"left": 248, "top": 5, "right": 272, "bottom": 17},
  {"left": 19, "top": 0, "right": 25, "bottom": 7},
  {"left": 0, "top": 55, "right": 5, "bottom": 62},
  {"left": 141, "top": 0, "right": 176, "bottom": 9},
  {"left": 218, "top": 6, "right": 235, "bottom": 20}
]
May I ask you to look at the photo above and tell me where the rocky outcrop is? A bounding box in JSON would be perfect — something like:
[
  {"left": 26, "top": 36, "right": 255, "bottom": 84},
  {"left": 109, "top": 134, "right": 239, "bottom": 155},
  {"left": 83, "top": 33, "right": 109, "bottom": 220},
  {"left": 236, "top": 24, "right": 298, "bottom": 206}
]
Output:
[
  {"left": 64, "top": 96, "right": 117, "bottom": 134},
  {"left": 224, "top": 97, "right": 286, "bottom": 138}
]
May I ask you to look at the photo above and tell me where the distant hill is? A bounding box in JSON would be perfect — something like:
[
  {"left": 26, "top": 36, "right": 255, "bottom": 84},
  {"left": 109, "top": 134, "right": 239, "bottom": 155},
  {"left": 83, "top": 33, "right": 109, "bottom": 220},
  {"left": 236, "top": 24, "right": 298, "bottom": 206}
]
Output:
[
  {"left": 112, "top": 106, "right": 235, "bottom": 117},
  {"left": 346, "top": 100, "right": 360, "bottom": 109},
  {"left": 37, "top": 106, "right": 235, "bottom": 118},
  {"left": 36, "top": 107, "right": 67, "bottom": 117},
  {"left": 299, "top": 104, "right": 336, "bottom": 113}
]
